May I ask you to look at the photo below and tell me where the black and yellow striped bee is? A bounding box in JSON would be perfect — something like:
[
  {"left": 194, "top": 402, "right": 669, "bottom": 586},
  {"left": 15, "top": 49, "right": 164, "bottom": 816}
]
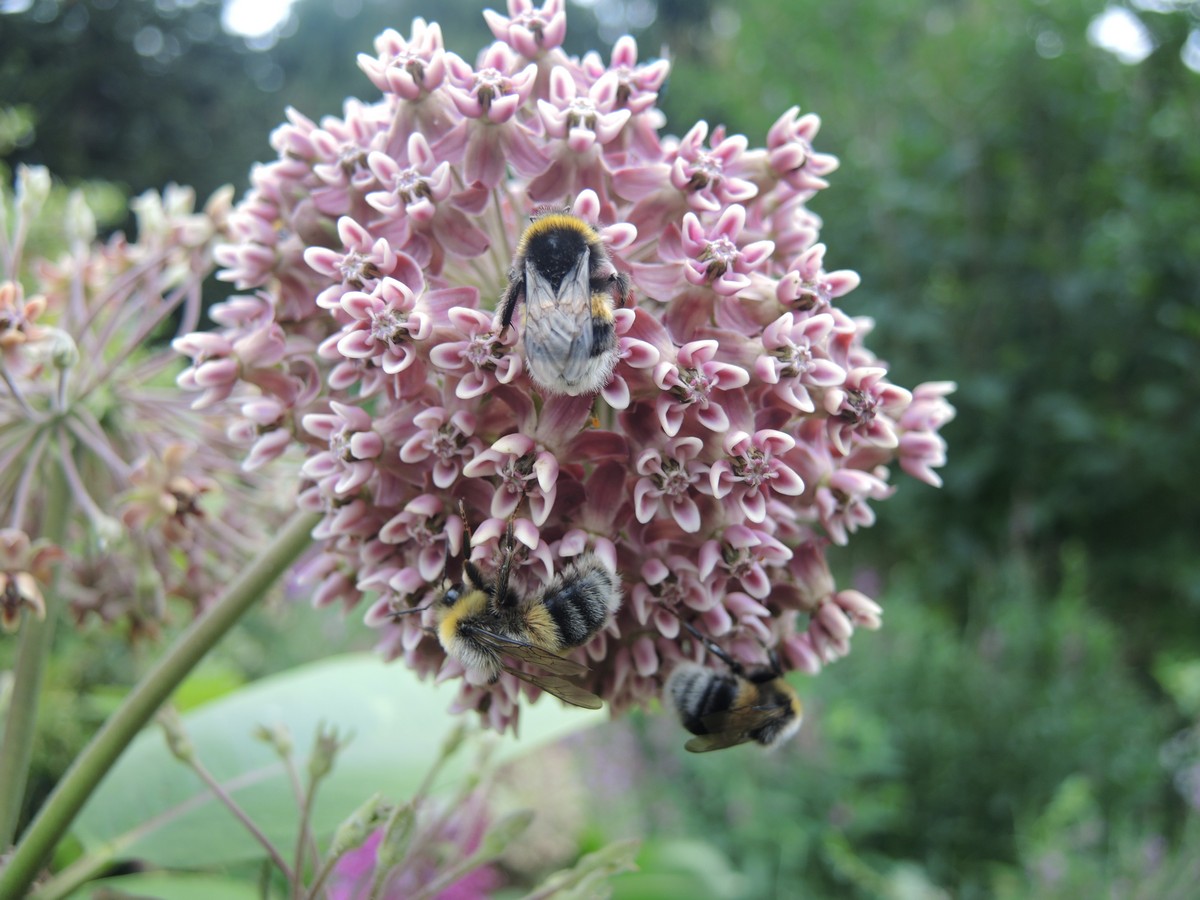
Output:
[
  {"left": 433, "top": 521, "right": 622, "bottom": 709},
  {"left": 500, "top": 209, "right": 632, "bottom": 396},
  {"left": 665, "top": 623, "right": 803, "bottom": 752}
]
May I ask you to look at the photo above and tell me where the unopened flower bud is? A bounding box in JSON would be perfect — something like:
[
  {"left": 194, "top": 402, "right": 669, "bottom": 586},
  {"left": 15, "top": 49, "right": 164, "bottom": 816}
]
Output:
[
  {"left": 308, "top": 722, "right": 348, "bottom": 783},
  {"left": 157, "top": 707, "right": 195, "bottom": 763},
  {"left": 41, "top": 326, "right": 79, "bottom": 370},
  {"left": 65, "top": 189, "right": 97, "bottom": 246},
  {"left": 253, "top": 722, "right": 294, "bottom": 758},
  {"left": 16, "top": 164, "right": 51, "bottom": 221},
  {"left": 329, "top": 793, "right": 391, "bottom": 856},
  {"left": 373, "top": 802, "right": 417, "bottom": 873}
]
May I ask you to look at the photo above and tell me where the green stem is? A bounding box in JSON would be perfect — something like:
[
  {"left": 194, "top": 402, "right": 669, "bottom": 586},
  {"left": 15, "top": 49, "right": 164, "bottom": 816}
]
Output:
[
  {"left": 0, "top": 468, "right": 69, "bottom": 848},
  {"left": 0, "top": 509, "right": 319, "bottom": 900},
  {"left": 186, "top": 756, "right": 294, "bottom": 884}
]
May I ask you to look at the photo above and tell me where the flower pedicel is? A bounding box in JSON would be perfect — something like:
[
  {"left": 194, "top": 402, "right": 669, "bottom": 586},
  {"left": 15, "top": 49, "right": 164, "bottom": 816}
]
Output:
[{"left": 175, "top": 0, "right": 955, "bottom": 734}]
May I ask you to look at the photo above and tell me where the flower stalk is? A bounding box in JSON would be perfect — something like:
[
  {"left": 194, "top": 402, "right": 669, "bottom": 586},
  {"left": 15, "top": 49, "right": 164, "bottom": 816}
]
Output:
[
  {"left": 0, "top": 472, "right": 68, "bottom": 848},
  {"left": 0, "top": 509, "right": 319, "bottom": 900}
]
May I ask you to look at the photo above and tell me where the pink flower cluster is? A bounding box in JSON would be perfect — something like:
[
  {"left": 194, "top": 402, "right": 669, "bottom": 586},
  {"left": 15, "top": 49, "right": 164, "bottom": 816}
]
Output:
[
  {"left": 0, "top": 165, "right": 286, "bottom": 638},
  {"left": 175, "top": 1, "right": 954, "bottom": 731}
]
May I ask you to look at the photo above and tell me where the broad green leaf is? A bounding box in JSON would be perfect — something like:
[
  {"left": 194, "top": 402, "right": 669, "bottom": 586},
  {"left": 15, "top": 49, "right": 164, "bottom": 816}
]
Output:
[
  {"left": 171, "top": 660, "right": 246, "bottom": 712},
  {"left": 72, "top": 653, "right": 603, "bottom": 869},
  {"left": 610, "top": 839, "right": 747, "bottom": 900},
  {"left": 67, "top": 872, "right": 259, "bottom": 900}
]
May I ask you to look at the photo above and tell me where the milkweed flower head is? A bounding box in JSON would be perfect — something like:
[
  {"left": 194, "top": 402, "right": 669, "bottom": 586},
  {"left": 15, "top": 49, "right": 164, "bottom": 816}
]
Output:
[
  {"left": 175, "top": 1, "right": 954, "bottom": 732},
  {"left": 0, "top": 166, "right": 289, "bottom": 639}
]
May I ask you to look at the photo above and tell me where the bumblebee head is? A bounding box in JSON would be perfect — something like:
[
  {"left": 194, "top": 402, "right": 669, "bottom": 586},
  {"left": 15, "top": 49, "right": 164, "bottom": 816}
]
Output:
[{"left": 518, "top": 212, "right": 598, "bottom": 291}]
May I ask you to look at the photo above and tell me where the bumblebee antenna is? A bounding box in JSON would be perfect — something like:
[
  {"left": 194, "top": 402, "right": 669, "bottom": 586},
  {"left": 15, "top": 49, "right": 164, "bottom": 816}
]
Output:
[{"left": 457, "top": 499, "right": 472, "bottom": 545}]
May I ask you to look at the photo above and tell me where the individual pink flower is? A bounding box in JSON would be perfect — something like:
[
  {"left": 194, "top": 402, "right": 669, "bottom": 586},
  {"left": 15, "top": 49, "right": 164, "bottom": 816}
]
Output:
[
  {"left": 765, "top": 106, "right": 841, "bottom": 193},
  {"left": 776, "top": 242, "right": 862, "bottom": 314},
  {"left": 365, "top": 134, "right": 490, "bottom": 271},
  {"left": 755, "top": 312, "right": 847, "bottom": 413},
  {"left": 583, "top": 35, "right": 670, "bottom": 115},
  {"left": 0, "top": 529, "right": 64, "bottom": 632},
  {"left": 679, "top": 205, "right": 775, "bottom": 296},
  {"left": 670, "top": 121, "right": 759, "bottom": 212},
  {"left": 825, "top": 366, "right": 913, "bottom": 454},
  {"left": 708, "top": 429, "right": 805, "bottom": 524},
  {"left": 398, "top": 407, "right": 482, "bottom": 489},
  {"left": 815, "top": 467, "right": 895, "bottom": 546},
  {"left": 653, "top": 339, "right": 751, "bottom": 435},
  {"left": 301, "top": 402, "right": 385, "bottom": 496},
  {"left": 896, "top": 381, "right": 957, "bottom": 487},
  {"left": 427, "top": 306, "right": 521, "bottom": 399},
  {"left": 633, "top": 436, "right": 708, "bottom": 533},
  {"left": 699, "top": 525, "right": 792, "bottom": 602},
  {"left": 462, "top": 433, "right": 559, "bottom": 527},
  {"left": 438, "top": 44, "right": 546, "bottom": 188},
  {"left": 378, "top": 494, "right": 465, "bottom": 581},
  {"left": 483, "top": 0, "right": 567, "bottom": 58},
  {"left": 528, "top": 66, "right": 631, "bottom": 201},
  {"left": 304, "top": 216, "right": 399, "bottom": 311}
]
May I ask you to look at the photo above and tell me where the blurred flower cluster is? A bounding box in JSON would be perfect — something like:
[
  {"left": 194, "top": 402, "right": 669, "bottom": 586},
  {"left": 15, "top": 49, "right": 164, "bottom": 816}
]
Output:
[
  {"left": 329, "top": 790, "right": 499, "bottom": 900},
  {"left": 0, "top": 165, "right": 286, "bottom": 639},
  {"left": 174, "top": 0, "right": 954, "bottom": 730}
]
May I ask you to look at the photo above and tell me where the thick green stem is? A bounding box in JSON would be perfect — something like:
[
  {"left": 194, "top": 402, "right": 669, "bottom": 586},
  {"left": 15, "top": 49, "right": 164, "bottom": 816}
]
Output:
[
  {"left": 0, "top": 607, "right": 58, "bottom": 849},
  {"left": 0, "top": 510, "right": 319, "bottom": 900},
  {"left": 0, "top": 470, "right": 69, "bottom": 848}
]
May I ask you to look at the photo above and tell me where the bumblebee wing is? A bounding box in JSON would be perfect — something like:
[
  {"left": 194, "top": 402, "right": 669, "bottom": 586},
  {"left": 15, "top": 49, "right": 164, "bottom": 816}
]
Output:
[
  {"left": 684, "top": 731, "right": 755, "bottom": 753},
  {"left": 522, "top": 253, "right": 595, "bottom": 387},
  {"left": 458, "top": 622, "right": 592, "bottom": 678},
  {"left": 504, "top": 666, "right": 604, "bottom": 710},
  {"left": 684, "top": 702, "right": 796, "bottom": 753}
]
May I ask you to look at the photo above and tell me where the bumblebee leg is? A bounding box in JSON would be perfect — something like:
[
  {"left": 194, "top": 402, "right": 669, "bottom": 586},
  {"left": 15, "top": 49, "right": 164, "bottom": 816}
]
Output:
[
  {"left": 612, "top": 271, "right": 631, "bottom": 307},
  {"left": 499, "top": 275, "right": 523, "bottom": 332},
  {"left": 679, "top": 618, "right": 746, "bottom": 676}
]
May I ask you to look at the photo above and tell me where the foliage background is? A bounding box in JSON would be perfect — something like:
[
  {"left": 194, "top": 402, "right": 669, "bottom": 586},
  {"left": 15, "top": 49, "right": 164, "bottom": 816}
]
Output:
[{"left": 2, "top": 0, "right": 1199, "bottom": 896}]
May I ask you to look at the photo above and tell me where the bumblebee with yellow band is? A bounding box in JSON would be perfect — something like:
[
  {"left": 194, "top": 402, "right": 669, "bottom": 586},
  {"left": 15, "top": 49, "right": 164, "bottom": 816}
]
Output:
[
  {"left": 433, "top": 519, "right": 623, "bottom": 708},
  {"left": 666, "top": 621, "right": 804, "bottom": 752},
  {"left": 500, "top": 209, "right": 632, "bottom": 396}
]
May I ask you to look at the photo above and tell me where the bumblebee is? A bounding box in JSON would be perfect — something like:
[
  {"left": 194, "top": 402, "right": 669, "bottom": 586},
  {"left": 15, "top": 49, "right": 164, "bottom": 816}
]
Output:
[
  {"left": 665, "top": 624, "right": 803, "bottom": 752},
  {"left": 500, "top": 209, "right": 632, "bottom": 396},
  {"left": 433, "top": 523, "right": 622, "bottom": 709}
]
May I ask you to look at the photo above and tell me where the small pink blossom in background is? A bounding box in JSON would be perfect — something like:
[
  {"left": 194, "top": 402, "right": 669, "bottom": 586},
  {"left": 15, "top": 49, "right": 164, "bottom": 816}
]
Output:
[
  {"left": 328, "top": 791, "right": 499, "bottom": 900},
  {"left": 175, "top": 1, "right": 955, "bottom": 732}
]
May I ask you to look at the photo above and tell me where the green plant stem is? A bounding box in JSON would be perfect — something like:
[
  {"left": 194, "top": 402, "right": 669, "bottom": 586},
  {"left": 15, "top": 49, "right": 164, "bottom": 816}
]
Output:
[
  {"left": 185, "top": 756, "right": 294, "bottom": 884},
  {"left": 25, "top": 844, "right": 114, "bottom": 900},
  {"left": 0, "top": 469, "right": 69, "bottom": 848},
  {"left": 283, "top": 755, "right": 320, "bottom": 900},
  {"left": 304, "top": 849, "right": 343, "bottom": 900},
  {"left": 291, "top": 771, "right": 317, "bottom": 900},
  {"left": 0, "top": 509, "right": 319, "bottom": 900},
  {"left": 0, "top": 617, "right": 57, "bottom": 849}
]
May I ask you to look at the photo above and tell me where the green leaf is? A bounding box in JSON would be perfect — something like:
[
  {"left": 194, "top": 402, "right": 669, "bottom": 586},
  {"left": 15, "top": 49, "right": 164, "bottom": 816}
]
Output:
[
  {"left": 522, "top": 838, "right": 641, "bottom": 900},
  {"left": 72, "top": 653, "right": 602, "bottom": 869},
  {"left": 610, "top": 839, "right": 746, "bottom": 900},
  {"left": 67, "top": 872, "right": 260, "bottom": 900},
  {"left": 170, "top": 661, "right": 246, "bottom": 713}
]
